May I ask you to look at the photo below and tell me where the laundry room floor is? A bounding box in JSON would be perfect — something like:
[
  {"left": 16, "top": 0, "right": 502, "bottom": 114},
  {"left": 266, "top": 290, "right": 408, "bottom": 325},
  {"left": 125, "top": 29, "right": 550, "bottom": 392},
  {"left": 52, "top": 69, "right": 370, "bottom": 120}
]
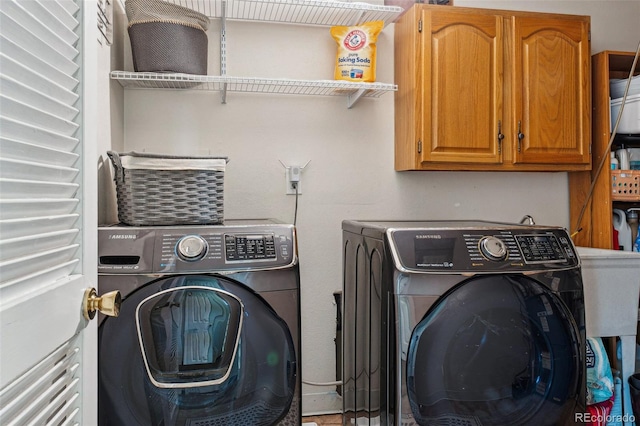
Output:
[{"left": 302, "top": 414, "right": 343, "bottom": 425}]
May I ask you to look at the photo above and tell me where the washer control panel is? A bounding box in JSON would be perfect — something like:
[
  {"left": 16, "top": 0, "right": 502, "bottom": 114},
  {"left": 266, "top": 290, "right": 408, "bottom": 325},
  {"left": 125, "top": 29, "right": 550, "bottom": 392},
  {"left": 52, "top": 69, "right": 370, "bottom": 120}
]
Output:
[
  {"left": 98, "top": 224, "right": 296, "bottom": 274},
  {"left": 224, "top": 234, "right": 277, "bottom": 261},
  {"left": 389, "top": 225, "right": 577, "bottom": 273}
]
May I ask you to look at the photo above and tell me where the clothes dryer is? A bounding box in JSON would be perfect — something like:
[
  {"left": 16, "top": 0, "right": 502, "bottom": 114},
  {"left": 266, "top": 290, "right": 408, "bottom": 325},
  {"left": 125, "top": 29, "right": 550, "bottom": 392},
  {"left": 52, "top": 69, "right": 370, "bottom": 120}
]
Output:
[
  {"left": 98, "top": 220, "right": 300, "bottom": 426},
  {"left": 342, "top": 220, "right": 585, "bottom": 426}
]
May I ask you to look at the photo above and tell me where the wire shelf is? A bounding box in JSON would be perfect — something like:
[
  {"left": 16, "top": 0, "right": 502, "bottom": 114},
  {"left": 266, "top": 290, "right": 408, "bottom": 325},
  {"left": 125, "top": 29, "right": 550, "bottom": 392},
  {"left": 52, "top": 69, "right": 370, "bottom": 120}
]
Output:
[
  {"left": 114, "top": 0, "right": 402, "bottom": 107},
  {"left": 165, "top": 0, "right": 403, "bottom": 26},
  {"left": 111, "top": 71, "right": 398, "bottom": 106}
]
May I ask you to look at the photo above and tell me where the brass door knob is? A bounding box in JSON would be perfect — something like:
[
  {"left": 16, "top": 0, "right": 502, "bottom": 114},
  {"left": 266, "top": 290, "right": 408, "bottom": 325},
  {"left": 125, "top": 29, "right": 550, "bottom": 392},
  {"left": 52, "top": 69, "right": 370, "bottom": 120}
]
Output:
[{"left": 83, "top": 287, "right": 121, "bottom": 320}]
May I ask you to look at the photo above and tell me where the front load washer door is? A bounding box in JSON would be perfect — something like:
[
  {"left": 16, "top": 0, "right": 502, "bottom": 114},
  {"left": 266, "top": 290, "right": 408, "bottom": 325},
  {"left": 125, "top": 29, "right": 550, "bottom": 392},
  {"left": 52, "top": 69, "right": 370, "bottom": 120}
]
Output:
[
  {"left": 99, "top": 275, "right": 296, "bottom": 426},
  {"left": 406, "top": 274, "right": 582, "bottom": 426}
]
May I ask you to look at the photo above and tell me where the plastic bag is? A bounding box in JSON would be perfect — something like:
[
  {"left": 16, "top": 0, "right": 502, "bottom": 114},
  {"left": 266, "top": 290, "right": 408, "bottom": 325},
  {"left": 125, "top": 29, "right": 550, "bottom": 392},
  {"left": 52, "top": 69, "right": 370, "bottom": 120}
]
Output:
[
  {"left": 586, "top": 396, "right": 614, "bottom": 426},
  {"left": 586, "top": 337, "right": 615, "bottom": 405},
  {"left": 330, "top": 21, "right": 383, "bottom": 83}
]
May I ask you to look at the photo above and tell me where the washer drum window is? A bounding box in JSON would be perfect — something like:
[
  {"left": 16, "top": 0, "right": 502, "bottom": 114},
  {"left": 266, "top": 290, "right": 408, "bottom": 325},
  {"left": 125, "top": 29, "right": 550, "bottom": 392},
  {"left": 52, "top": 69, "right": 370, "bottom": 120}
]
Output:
[{"left": 99, "top": 275, "right": 296, "bottom": 426}]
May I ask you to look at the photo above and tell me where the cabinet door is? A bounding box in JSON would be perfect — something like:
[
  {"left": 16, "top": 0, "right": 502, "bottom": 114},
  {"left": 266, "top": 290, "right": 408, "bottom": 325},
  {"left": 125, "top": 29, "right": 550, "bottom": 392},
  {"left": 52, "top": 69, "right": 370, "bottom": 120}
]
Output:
[
  {"left": 512, "top": 16, "right": 590, "bottom": 166},
  {"left": 420, "top": 10, "right": 504, "bottom": 165}
]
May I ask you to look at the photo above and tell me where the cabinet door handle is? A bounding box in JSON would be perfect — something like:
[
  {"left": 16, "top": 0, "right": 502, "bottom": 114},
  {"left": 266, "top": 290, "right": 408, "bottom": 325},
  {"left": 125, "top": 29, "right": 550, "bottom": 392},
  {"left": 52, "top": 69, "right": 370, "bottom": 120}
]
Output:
[
  {"left": 517, "top": 121, "right": 525, "bottom": 152},
  {"left": 497, "top": 121, "right": 504, "bottom": 154}
]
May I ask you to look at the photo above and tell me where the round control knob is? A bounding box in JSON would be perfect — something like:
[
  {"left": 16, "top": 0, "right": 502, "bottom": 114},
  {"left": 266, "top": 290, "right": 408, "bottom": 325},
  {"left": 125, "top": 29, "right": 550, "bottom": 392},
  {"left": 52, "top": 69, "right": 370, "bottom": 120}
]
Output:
[
  {"left": 479, "top": 236, "right": 508, "bottom": 261},
  {"left": 177, "top": 235, "right": 208, "bottom": 261}
]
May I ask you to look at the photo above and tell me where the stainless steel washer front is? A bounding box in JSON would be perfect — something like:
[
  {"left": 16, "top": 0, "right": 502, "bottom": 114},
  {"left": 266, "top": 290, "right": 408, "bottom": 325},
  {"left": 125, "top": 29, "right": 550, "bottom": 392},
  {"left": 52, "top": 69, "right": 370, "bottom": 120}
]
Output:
[{"left": 98, "top": 220, "right": 301, "bottom": 426}]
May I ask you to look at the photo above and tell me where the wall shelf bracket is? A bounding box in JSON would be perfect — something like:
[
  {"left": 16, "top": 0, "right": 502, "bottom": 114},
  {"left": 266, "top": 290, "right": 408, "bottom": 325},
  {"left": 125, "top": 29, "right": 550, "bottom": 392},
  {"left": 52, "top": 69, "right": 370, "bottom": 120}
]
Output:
[{"left": 347, "top": 88, "right": 367, "bottom": 109}]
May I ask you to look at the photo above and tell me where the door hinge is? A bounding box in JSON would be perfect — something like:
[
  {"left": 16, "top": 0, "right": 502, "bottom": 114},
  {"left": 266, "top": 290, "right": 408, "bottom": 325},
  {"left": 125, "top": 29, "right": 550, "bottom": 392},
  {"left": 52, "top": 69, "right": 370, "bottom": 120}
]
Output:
[
  {"left": 97, "top": 0, "right": 113, "bottom": 46},
  {"left": 418, "top": 19, "right": 422, "bottom": 33},
  {"left": 418, "top": 139, "right": 422, "bottom": 153}
]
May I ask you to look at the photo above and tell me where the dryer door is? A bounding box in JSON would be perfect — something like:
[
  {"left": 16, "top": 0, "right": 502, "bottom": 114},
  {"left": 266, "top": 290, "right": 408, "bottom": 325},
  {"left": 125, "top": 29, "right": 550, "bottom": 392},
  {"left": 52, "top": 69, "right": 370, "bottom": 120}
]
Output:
[
  {"left": 406, "top": 274, "right": 582, "bottom": 426},
  {"left": 98, "top": 275, "right": 296, "bottom": 426}
]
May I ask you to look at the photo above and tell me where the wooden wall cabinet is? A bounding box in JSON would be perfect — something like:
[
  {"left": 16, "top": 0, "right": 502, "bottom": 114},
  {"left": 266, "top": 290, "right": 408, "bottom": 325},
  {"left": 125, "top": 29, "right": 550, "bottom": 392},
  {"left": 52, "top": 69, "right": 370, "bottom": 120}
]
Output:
[
  {"left": 570, "top": 51, "right": 640, "bottom": 249},
  {"left": 394, "top": 5, "right": 591, "bottom": 171}
]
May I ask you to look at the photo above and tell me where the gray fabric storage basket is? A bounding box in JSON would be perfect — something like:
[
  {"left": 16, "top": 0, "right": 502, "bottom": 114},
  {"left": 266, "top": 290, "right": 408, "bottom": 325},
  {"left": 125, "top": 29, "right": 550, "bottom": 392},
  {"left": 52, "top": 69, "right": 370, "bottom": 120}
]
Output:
[
  {"left": 125, "top": 0, "right": 210, "bottom": 74},
  {"left": 107, "top": 151, "right": 227, "bottom": 226},
  {"left": 128, "top": 22, "right": 208, "bottom": 74}
]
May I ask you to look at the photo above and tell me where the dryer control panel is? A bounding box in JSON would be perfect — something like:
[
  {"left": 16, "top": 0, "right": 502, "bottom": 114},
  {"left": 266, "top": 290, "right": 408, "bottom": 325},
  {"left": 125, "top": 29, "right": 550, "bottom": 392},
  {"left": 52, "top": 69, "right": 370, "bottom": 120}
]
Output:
[
  {"left": 98, "top": 223, "right": 297, "bottom": 274},
  {"left": 388, "top": 225, "right": 578, "bottom": 273}
]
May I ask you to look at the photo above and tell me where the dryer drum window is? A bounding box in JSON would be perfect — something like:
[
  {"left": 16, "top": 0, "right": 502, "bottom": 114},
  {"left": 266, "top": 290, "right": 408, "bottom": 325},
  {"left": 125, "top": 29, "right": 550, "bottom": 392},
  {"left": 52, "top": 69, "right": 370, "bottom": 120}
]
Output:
[{"left": 406, "top": 275, "right": 582, "bottom": 426}]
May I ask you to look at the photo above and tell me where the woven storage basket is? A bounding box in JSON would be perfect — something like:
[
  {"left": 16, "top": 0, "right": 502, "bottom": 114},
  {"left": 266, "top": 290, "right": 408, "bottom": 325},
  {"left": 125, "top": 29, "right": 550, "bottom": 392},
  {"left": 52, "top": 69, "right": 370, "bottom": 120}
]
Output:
[
  {"left": 611, "top": 170, "right": 640, "bottom": 201},
  {"left": 107, "top": 151, "right": 227, "bottom": 226},
  {"left": 125, "top": 0, "right": 210, "bottom": 74}
]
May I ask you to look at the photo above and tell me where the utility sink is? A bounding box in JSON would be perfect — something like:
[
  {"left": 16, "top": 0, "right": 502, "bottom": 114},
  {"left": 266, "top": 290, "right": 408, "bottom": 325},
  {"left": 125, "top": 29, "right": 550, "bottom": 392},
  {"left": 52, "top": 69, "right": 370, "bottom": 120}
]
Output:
[
  {"left": 577, "top": 246, "right": 640, "bottom": 337},
  {"left": 577, "top": 246, "right": 640, "bottom": 426}
]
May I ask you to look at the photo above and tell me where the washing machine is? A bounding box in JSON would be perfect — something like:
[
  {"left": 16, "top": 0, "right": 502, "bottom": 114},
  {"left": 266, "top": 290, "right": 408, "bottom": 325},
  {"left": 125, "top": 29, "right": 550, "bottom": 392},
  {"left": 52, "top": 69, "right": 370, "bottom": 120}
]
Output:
[
  {"left": 97, "top": 220, "right": 300, "bottom": 426},
  {"left": 342, "top": 220, "right": 585, "bottom": 426}
]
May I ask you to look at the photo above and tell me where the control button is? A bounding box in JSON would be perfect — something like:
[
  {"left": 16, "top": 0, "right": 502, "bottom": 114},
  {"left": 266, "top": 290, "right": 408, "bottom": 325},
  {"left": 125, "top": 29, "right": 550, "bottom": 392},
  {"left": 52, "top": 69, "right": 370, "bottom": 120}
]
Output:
[
  {"left": 176, "top": 235, "right": 208, "bottom": 261},
  {"left": 265, "top": 236, "right": 276, "bottom": 257},
  {"left": 479, "top": 236, "right": 508, "bottom": 261},
  {"left": 224, "top": 234, "right": 279, "bottom": 261}
]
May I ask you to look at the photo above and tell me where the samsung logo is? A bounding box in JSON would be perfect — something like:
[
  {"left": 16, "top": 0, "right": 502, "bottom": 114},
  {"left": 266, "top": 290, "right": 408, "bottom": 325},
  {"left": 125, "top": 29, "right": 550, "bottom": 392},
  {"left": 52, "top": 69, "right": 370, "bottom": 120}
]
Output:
[
  {"left": 416, "top": 235, "right": 441, "bottom": 239},
  {"left": 109, "top": 234, "right": 137, "bottom": 240}
]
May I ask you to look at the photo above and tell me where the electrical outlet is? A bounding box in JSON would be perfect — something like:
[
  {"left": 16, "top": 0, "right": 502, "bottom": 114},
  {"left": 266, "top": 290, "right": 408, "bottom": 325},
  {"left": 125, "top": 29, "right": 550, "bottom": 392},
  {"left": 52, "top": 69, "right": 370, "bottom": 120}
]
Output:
[{"left": 285, "top": 167, "right": 302, "bottom": 195}]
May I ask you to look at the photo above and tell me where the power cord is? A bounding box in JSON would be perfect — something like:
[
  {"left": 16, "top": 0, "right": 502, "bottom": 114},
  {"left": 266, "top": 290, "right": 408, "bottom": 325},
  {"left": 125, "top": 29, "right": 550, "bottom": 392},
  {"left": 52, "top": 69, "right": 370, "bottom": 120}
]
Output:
[
  {"left": 302, "top": 379, "right": 343, "bottom": 386},
  {"left": 292, "top": 181, "right": 299, "bottom": 226},
  {"left": 278, "top": 160, "right": 309, "bottom": 227}
]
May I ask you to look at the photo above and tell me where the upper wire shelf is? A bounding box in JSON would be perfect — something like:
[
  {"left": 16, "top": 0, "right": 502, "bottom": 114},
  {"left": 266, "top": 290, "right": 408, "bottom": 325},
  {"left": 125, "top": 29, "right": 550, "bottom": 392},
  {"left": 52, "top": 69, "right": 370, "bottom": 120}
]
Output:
[
  {"left": 112, "top": 0, "right": 403, "bottom": 107},
  {"left": 164, "top": 0, "right": 403, "bottom": 26}
]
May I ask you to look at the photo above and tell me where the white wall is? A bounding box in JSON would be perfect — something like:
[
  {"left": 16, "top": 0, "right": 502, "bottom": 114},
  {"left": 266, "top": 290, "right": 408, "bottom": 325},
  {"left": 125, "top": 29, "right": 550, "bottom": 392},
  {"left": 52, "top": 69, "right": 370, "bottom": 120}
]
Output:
[
  {"left": 455, "top": 0, "right": 640, "bottom": 53},
  {"left": 105, "top": 0, "right": 640, "bottom": 415}
]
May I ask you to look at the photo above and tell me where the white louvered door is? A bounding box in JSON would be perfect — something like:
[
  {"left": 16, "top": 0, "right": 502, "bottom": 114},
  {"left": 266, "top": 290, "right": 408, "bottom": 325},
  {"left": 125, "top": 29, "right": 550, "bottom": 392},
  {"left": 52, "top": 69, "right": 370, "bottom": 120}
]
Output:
[{"left": 0, "top": 1, "right": 99, "bottom": 424}]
